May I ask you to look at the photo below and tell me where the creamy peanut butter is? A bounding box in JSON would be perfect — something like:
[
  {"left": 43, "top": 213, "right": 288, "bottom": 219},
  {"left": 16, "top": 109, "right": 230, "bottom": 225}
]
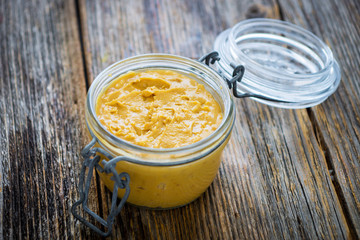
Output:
[{"left": 96, "top": 70, "right": 223, "bottom": 148}]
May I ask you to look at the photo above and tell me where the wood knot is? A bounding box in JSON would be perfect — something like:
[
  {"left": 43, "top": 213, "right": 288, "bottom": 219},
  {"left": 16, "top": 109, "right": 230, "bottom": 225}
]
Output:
[{"left": 246, "top": 4, "right": 272, "bottom": 19}]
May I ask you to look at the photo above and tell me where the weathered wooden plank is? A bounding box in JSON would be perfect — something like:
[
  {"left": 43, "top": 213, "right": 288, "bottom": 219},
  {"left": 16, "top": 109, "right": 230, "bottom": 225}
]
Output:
[
  {"left": 0, "top": 0, "right": 99, "bottom": 239},
  {"left": 78, "top": 0, "right": 350, "bottom": 239},
  {"left": 276, "top": 0, "right": 360, "bottom": 237}
]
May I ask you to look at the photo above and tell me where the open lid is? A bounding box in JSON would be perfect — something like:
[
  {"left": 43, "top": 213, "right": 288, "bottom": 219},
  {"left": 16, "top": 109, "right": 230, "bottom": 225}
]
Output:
[{"left": 213, "top": 18, "right": 341, "bottom": 109}]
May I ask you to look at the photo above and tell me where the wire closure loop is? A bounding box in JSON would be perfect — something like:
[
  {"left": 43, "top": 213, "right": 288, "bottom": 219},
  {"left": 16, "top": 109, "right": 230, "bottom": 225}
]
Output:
[
  {"left": 199, "top": 51, "right": 290, "bottom": 103},
  {"left": 71, "top": 138, "right": 131, "bottom": 238}
]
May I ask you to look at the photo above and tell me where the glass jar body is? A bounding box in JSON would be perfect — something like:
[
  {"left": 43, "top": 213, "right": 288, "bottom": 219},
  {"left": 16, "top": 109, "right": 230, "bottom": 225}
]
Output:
[{"left": 85, "top": 54, "right": 235, "bottom": 208}]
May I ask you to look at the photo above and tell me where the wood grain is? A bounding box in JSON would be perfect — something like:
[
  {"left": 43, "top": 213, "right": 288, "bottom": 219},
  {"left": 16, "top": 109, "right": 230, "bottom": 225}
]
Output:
[
  {"left": 0, "top": 0, "right": 358, "bottom": 239},
  {"left": 0, "top": 0, "right": 97, "bottom": 239},
  {"left": 276, "top": 0, "right": 360, "bottom": 237},
  {"left": 77, "top": 0, "right": 352, "bottom": 239}
]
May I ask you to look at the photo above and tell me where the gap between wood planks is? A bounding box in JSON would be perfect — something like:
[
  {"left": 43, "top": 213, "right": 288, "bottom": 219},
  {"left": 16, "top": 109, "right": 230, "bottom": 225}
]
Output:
[
  {"left": 306, "top": 108, "right": 357, "bottom": 239},
  {"left": 74, "top": 0, "right": 106, "bottom": 234},
  {"left": 73, "top": 0, "right": 356, "bottom": 237},
  {"left": 75, "top": 0, "right": 90, "bottom": 90}
]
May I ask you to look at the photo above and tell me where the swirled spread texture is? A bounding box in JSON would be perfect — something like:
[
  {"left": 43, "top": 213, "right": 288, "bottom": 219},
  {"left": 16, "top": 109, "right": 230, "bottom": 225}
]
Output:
[{"left": 96, "top": 70, "right": 223, "bottom": 148}]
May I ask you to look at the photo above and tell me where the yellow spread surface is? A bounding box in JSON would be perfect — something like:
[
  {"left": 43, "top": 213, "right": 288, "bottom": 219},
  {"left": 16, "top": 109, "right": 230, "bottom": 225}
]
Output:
[{"left": 96, "top": 70, "right": 223, "bottom": 148}]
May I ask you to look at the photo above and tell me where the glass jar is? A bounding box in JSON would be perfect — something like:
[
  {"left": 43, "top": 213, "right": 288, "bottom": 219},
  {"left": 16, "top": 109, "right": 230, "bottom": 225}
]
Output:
[{"left": 85, "top": 54, "right": 235, "bottom": 209}]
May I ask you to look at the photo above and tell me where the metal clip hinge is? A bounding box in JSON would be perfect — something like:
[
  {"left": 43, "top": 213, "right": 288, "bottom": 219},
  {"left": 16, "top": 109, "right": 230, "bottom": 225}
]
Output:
[
  {"left": 199, "top": 51, "right": 290, "bottom": 103},
  {"left": 71, "top": 138, "right": 131, "bottom": 237}
]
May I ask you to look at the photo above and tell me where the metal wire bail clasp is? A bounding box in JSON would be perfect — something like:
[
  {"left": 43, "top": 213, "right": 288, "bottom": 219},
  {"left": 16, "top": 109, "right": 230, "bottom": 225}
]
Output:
[
  {"left": 199, "top": 51, "right": 246, "bottom": 97},
  {"left": 199, "top": 51, "right": 290, "bottom": 103},
  {"left": 71, "top": 138, "right": 131, "bottom": 237}
]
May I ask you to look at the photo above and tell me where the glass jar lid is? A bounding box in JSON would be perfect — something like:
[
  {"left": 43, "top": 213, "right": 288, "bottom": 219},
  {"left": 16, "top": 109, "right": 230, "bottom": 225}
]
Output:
[{"left": 213, "top": 18, "right": 341, "bottom": 109}]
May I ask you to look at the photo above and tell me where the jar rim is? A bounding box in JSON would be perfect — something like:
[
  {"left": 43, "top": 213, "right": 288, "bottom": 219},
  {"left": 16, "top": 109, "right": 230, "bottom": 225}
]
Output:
[
  {"left": 228, "top": 18, "right": 334, "bottom": 78},
  {"left": 86, "top": 53, "right": 235, "bottom": 162}
]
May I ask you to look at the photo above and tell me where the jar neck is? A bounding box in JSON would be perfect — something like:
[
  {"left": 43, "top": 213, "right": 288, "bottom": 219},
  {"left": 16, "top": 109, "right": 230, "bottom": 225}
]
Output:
[{"left": 86, "top": 54, "right": 235, "bottom": 163}]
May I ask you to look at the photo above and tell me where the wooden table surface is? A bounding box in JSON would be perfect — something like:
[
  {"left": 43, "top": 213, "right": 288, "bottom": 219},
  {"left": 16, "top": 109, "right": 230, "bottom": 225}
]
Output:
[{"left": 1, "top": 0, "right": 359, "bottom": 239}]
